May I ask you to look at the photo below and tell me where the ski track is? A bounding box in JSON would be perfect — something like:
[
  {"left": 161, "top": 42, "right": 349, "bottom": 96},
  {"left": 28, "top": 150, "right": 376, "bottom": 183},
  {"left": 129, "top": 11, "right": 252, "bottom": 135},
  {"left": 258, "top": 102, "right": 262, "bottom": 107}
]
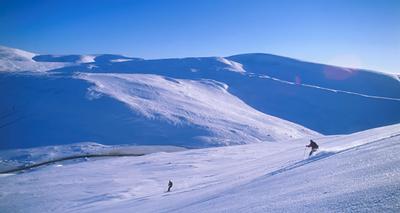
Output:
[
  {"left": 0, "top": 124, "right": 399, "bottom": 212},
  {"left": 264, "top": 132, "right": 400, "bottom": 179},
  {"left": 256, "top": 74, "right": 400, "bottom": 102}
]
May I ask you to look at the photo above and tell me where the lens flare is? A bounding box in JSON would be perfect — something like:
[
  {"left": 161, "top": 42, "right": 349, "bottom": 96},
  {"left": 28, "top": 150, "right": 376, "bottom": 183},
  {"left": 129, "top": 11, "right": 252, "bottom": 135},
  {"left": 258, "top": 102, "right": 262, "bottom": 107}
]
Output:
[{"left": 324, "top": 54, "right": 362, "bottom": 80}]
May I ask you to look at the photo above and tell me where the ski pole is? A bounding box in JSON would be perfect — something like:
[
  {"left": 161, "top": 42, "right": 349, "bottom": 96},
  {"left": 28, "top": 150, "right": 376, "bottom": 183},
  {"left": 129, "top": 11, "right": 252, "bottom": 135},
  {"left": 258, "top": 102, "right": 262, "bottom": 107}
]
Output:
[{"left": 303, "top": 147, "right": 307, "bottom": 159}]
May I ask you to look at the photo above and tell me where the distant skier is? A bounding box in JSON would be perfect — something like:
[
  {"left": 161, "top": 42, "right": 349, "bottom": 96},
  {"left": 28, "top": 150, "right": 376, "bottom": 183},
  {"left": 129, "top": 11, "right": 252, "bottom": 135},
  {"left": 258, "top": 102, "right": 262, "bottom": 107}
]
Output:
[
  {"left": 167, "top": 180, "right": 173, "bottom": 192},
  {"left": 306, "top": 140, "right": 319, "bottom": 157}
]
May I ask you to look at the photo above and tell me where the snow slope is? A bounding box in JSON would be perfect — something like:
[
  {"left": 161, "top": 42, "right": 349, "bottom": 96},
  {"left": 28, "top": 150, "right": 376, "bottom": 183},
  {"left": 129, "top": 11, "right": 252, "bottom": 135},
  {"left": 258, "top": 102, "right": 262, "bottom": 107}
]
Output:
[
  {"left": 77, "top": 73, "right": 316, "bottom": 145},
  {"left": 0, "top": 124, "right": 399, "bottom": 212},
  {"left": 0, "top": 46, "right": 71, "bottom": 72},
  {"left": 1, "top": 45, "right": 400, "bottom": 149},
  {"left": 0, "top": 72, "right": 317, "bottom": 149},
  {"left": 0, "top": 142, "right": 186, "bottom": 173}
]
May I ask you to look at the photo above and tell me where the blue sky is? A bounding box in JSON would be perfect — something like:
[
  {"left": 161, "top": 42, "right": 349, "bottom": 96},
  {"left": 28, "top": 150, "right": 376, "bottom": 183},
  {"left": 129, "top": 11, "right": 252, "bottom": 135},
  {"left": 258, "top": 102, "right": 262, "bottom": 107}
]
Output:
[{"left": 0, "top": 0, "right": 399, "bottom": 73}]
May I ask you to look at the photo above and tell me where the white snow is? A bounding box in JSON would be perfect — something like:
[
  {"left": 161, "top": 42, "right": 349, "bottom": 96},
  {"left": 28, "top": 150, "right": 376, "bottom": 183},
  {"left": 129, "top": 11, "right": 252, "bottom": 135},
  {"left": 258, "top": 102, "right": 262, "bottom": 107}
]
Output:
[
  {"left": 0, "top": 142, "right": 186, "bottom": 173},
  {"left": 78, "top": 55, "right": 96, "bottom": 63},
  {"left": 76, "top": 73, "right": 318, "bottom": 146},
  {"left": 0, "top": 46, "right": 71, "bottom": 72},
  {"left": 0, "top": 46, "right": 35, "bottom": 60},
  {"left": 0, "top": 124, "right": 399, "bottom": 212},
  {"left": 110, "top": 58, "right": 133, "bottom": 63},
  {"left": 0, "top": 45, "right": 399, "bottom": 212},
  {"left": 216, "top": 57, "right": 246, "bottom": 73},
  {"left": 257, "top": 74, "right": 400, "bottom": 101},
  {"left": 1, "top": 45, "right": 399, "bottom": 142}
]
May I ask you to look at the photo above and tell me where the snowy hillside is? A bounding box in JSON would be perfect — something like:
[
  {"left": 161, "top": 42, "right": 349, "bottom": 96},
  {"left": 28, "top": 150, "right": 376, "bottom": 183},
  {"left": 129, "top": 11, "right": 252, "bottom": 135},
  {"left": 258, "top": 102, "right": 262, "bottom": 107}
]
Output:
[
  {"left": 0, "top": 142, "right": 186, "bottom": 173},
  {"left": 1, "top": 124, "right": 399, "bottom": 212},
  {"left": 1, "top": 45, "right": 400, "bottom": 149},
  {"left": 77, "top": 73, "right": 315, "bottom": 145},
  {"left": 0, "top": 46, "right": 71, "bottom": 72},
  {"left": 0, "top": 71, "right": 316, "bottom": 149}
]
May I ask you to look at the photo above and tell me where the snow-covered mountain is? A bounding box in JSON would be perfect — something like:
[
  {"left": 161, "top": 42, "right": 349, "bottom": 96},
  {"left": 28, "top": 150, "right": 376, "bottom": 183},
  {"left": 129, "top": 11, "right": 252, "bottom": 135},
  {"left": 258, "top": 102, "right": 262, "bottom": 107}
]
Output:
[
  {"left": 1, "top": 45, "right": 399, "bottom": 149},
  {"left": 0, "top": 46, "right": 71, "bottom": 72},
  {"left": 1, "top": 45, "right": 399, "bottom": 212},
  {"left": 1, "top": 124, "right": 399, "bottom": 212}
]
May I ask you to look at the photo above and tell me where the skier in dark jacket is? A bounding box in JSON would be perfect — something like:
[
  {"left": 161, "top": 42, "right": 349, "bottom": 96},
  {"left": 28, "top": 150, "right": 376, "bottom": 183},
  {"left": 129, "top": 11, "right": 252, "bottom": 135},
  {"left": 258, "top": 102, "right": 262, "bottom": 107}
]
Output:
[
  {"left": 167, "top": 180, "right": 173, "bottom": 192},
  {"left": 306, "top": 140, "right": 319, "bottom": 157}
]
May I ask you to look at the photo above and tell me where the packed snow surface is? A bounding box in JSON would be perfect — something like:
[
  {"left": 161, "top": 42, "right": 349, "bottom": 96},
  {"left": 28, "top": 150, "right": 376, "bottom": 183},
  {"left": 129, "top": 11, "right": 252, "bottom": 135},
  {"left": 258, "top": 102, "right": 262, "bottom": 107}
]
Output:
[
  {"left": 0, "top": 142, "right": 186, "bottom": 173},
  {"left": 0, "top": 124, "right": 399, "bottom": 212}
]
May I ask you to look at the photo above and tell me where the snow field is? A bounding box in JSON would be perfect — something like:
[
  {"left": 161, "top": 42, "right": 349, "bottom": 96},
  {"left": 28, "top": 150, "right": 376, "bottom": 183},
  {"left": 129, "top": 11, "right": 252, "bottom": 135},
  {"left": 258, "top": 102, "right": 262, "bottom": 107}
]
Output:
[{"left": 0, "top": 124, "right": 399, "bottom": 212}]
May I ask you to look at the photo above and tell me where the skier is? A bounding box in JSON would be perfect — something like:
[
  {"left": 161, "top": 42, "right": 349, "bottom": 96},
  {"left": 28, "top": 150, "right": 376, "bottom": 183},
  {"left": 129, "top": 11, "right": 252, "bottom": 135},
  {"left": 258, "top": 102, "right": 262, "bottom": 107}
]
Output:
[
  {"left": 306, "top": 139, "right": 319, "bottom": 157},
  {"left": 167, "top": 180, "right": 173, "bottom": 192}
]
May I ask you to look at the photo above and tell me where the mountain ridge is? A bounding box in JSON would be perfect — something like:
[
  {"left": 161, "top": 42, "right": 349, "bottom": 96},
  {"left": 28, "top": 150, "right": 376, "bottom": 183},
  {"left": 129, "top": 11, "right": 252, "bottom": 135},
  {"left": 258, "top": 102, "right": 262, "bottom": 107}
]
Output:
[{"left": 1, "top": 45, "right": 399, "bottom": 149}]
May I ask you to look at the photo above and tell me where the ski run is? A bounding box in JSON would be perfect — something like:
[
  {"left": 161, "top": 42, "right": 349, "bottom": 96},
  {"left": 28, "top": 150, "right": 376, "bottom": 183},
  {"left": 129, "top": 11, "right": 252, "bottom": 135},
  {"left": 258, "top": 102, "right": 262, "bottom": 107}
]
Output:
[{"left": 0, "top": 124, "right": 399, "bottom": 212}]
